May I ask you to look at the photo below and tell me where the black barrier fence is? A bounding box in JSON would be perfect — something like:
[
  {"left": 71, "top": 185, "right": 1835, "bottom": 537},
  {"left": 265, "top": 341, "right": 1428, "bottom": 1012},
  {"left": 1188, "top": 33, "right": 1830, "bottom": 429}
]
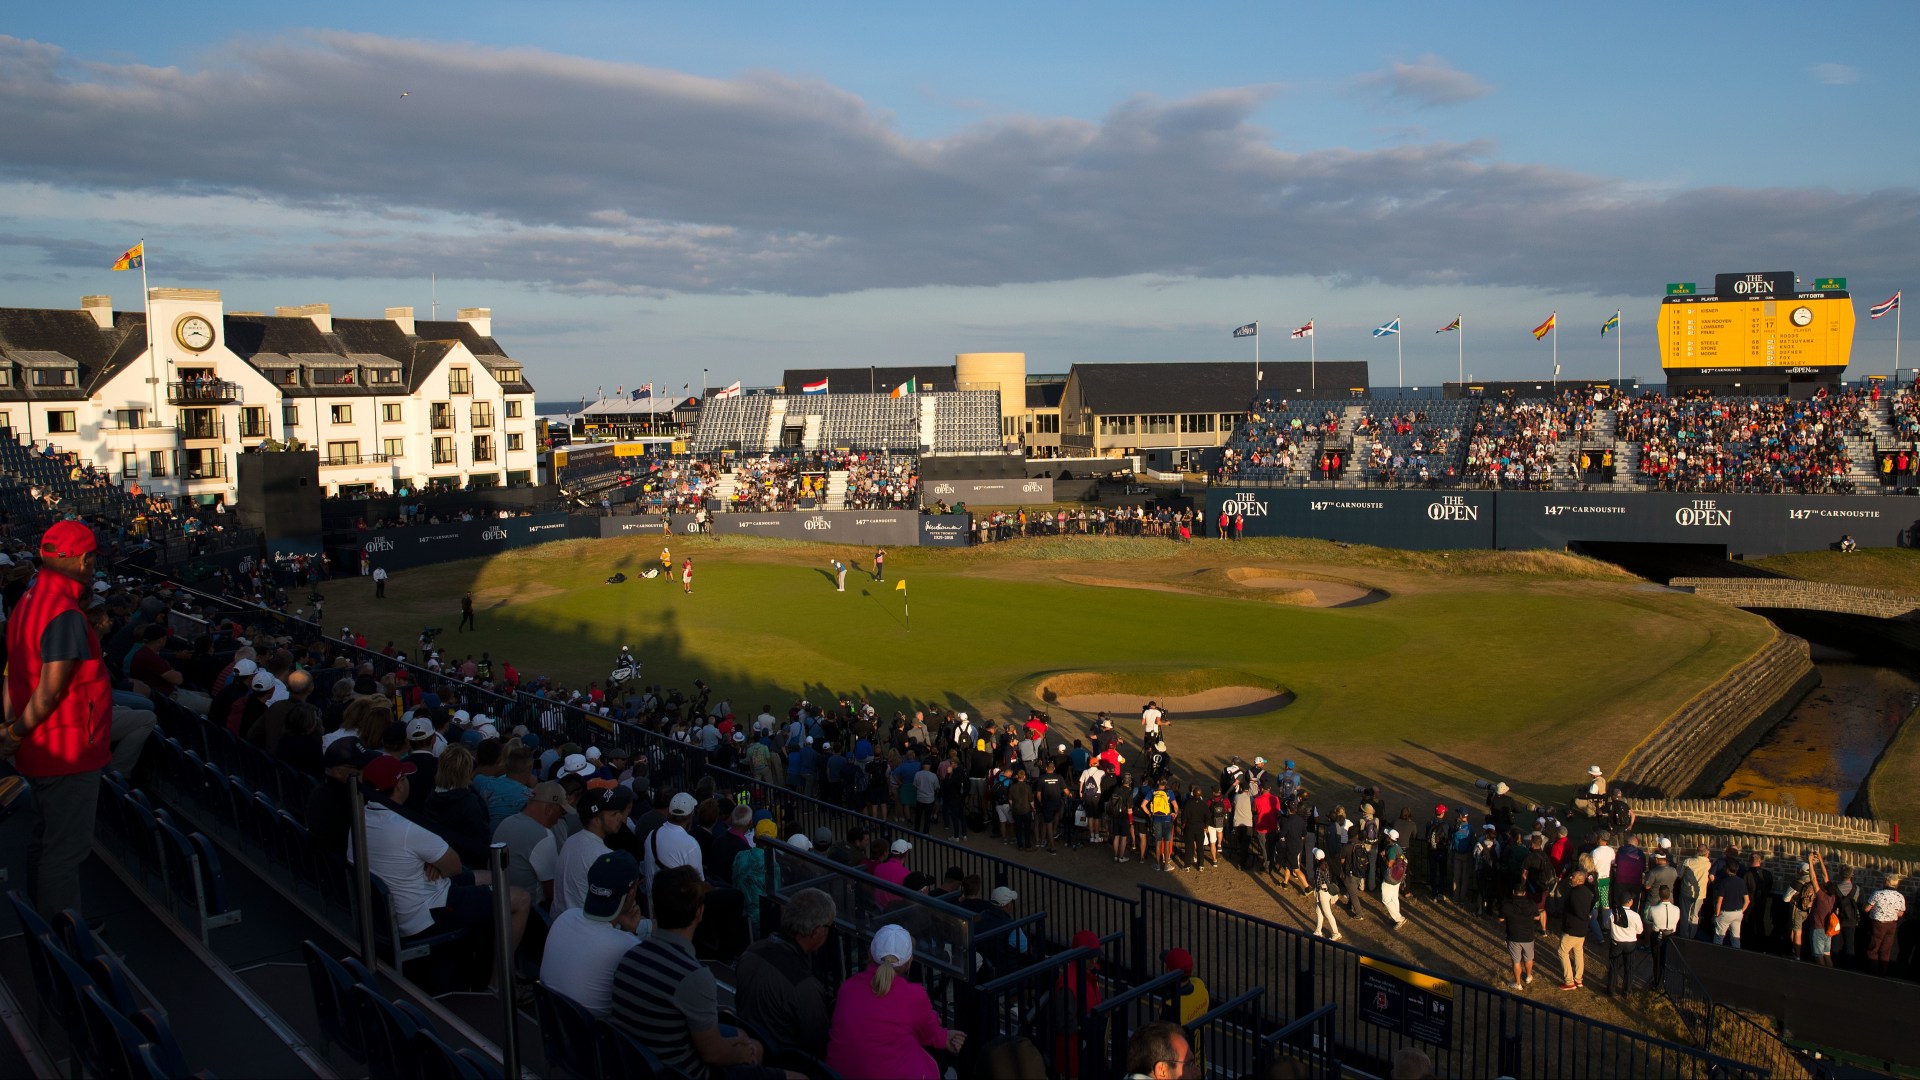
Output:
[
  {"left": 356, "top": 512, "right": 575, "bottom": 571},
  {"left": 921, "top": 477, "right": 1055, "bottom": 506},
  {"left": 1135, "top": 886, "right": 1763, "bottom": 1079},
  {"left": 130, "top": 569, "right": 1769, "bottom": 1079},
  {"left": 1207, "top": 486, "right": 1920, "bottom": 556}
]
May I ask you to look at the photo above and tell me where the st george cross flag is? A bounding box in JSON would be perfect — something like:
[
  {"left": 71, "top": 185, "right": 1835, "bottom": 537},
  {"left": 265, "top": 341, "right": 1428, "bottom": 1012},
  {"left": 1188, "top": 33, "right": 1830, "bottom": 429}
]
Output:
[
  {"left": 713, "top": 381, "right": 743, "bottom": 400},
  {"left": 1290, "top": 320, "right": 1314, "bottom": 340},
  {"left": 1436, "top": 316, "right": 1460, "bottom": 334},
  {"left": 1232, "top": 323, "right": 1258, "bottom": 338},
  {"left": 1372, "top": 319, "right": 1401, "bottom": 338},
  {"left": 802, "top": 377, "right": 829, "bottom": 394},
  {"left": 1870, "top": 292, "right": 1901, "bottom": 319},
  {"left": 1532, "top": 313, "right": 1557, "bottom": 340}
]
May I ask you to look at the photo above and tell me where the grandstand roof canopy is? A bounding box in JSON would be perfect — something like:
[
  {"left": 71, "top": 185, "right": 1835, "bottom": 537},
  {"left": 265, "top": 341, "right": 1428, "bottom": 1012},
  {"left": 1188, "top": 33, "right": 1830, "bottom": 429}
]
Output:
[
  {"left": 780, "top": 365, "right": 956, "bottom": 394},
  {"left": 1066, "top": 360, "right": 1370, "bottom": 414}
]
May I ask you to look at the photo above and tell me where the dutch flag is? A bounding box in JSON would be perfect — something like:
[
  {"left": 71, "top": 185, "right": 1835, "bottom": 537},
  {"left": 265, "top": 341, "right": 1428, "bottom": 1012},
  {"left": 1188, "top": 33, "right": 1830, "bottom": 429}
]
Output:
[{"left": 802, "top": 377, "right": 829, "bottom": 394}]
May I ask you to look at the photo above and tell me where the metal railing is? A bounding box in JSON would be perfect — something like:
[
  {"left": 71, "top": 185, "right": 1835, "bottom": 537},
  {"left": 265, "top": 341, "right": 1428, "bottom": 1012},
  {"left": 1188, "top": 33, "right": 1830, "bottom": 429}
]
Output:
[
  {"left": 1665, "top": 940, "right": 1808, "bottom": 1078},
  {"left": 321, "top": 452, "right": 394, "bottom": 467},
  {"left": 168, "top": 379, "right": 242, "bottom": 404},
  {"left": 176, "top": 416, "right": 227, "bottom": 441}
]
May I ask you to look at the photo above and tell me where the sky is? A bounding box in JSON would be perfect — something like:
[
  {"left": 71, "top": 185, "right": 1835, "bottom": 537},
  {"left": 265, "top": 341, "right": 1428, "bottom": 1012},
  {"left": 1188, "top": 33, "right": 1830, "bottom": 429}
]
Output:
[{"left": 2, "top": 2, "right": 1916, "bottom": 399}]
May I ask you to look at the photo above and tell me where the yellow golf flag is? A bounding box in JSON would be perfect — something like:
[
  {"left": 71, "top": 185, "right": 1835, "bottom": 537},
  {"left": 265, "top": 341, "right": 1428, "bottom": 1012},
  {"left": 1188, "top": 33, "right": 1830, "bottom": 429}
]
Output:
[{"left": 894, "top": 579, "right": 907, "bottom": 591}]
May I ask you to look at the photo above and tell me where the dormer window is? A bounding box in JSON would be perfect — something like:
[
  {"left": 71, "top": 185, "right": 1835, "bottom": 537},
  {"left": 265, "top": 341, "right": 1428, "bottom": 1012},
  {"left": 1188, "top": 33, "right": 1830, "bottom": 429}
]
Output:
[{"left": 30, "top": 368, "right": 76, "bottom": 387}]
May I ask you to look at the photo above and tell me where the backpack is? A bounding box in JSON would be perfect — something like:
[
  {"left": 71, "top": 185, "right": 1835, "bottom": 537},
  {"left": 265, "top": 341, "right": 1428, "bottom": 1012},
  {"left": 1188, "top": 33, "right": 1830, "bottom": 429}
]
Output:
[
  {"left": 1148, "top": 790, "right": 1173, "bottom": 818},
  {"left": 1386, "top": 856, "right": 1408, "bottom": 884},
  {"left": 1794, "top": 881, "right": 1817, "bottom": 913},
  {"left": 1612, "top": 904, "right": 1631, "bottom": 930},
  {"left": 1605, "top": 798, "right": 1633, "bottom": 832},
  {"left": 850, "top": 760, "right": 872, "bottom": 793},
  {"left": 1360, "top": 817, "right": 1380, "bottom": 844},
  {"left": 1082, "top": 775, "right": 1103, "bottom": 803}
]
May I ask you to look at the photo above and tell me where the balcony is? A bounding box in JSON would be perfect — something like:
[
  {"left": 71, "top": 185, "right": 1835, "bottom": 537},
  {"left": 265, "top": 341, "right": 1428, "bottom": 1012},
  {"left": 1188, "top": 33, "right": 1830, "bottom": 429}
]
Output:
[
  {"left": 175, "top": 417, "right": 227, "bottom": 442},
  {"left": 321, "top": 452, "right": 394, "bottom": 468},
  {"left": 180, "top": 457, "right": 226, "bottom": 481},
  {"left": 168, "top": 379, "right": 242, "bottom": 404},
  {"left": 238, "top": 420, "right": 272, "bottom": 440},
  {"left": 432, "top": 450, "right": 458, "bottom": 465},
  {"left": 430, "top": 413, "right": 456, "bottom": 431}
]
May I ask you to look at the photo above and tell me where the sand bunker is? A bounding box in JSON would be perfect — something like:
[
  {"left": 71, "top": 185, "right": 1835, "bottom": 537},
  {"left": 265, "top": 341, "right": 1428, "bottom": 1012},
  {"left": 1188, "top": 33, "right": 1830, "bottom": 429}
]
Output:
[
  {"left": 1220, "top": 568, "right": 1385, "bottom": 607},
  {"left": 1037, "top": 677, "right": 1293, "bottom": 719}
]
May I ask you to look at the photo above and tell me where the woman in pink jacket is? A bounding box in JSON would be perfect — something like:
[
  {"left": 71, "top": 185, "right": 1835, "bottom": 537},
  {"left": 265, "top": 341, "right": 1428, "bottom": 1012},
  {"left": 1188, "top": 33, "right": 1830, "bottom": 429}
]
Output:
[{"left": 825, "top": 924, "right": 966, "bottom": 1080}]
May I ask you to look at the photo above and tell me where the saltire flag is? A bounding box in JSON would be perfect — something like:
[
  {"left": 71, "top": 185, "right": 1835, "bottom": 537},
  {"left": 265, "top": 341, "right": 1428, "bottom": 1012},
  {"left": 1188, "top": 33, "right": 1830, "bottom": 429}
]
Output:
[
  {"left": 1290, "top": 320, "right": 1314, "bottom": 339},
  {"left": 111, "top": 242, "right": 143, "bottom": 271},
  {"left": 1232, "top": 323, "right": 1258, "bottom": 338},
  {"left": 1436, "top": 316, "right": 1460, "bottom": 334},
  {"left": 1532, "top": 313, "right": 1557, "bottom": 340},
  {"left": 894, "top": 579, "right": 907, "bottom": 591},
  {"left": 631, "top": 384, "right": 652, "bottom": 400},
  {"left": 890, "top": 377, "right": 919, "bottom": 398},
  {"left": 1871, "top": 292, "right": 1901, "bottom": 319},
  {"left": 713, "top": 380, "right": 743, "bottom": 399},
  {"left": 1601, "top": 312, "right": 1620, "bottom": 336},
  {"left": 802, "top": 377, "right": 830, "bottom": 394},
  {"left": 1372, "top": 318, "right": 1401, "bottom": 338}
]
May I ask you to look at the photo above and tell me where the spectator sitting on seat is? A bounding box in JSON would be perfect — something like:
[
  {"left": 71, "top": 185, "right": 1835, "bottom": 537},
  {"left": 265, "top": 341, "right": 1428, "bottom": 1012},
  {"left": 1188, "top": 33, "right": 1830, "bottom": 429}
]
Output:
[
  {"left": 734, "top": 887, "right": 837, "bottom": 1061},
  {"left": 1163, "top": 947, "right": 1211, "bottom": 1026},
  {"left": 419, "top": 744, "right": 492, "bottom": 867},
  {"left": 540, "top": 851, "right": 650, "bottom": 1016},
  {"left": 494, "top": 781, "right": 566, "bottom": 905},
  {"left": 826, "top": 923, "right": 964, "bottom": 1080},
  {"left": 1121, "top": 1020, "right": 1196, "bottom": 1079},
  {"left": 611, "top": 865, "right": 798, "bottom": 1080},
  {"left": 557, "top": 784, "right": 635, "bottom": 914},
  {"left": 642, "top": 791, "right": 704, "bottom": 897},
  {"left": 353, "top": 754, "right": 529, "bottom": 987},
  {"left": 307, "top": 736, "right": 375, "bottom": 857}
]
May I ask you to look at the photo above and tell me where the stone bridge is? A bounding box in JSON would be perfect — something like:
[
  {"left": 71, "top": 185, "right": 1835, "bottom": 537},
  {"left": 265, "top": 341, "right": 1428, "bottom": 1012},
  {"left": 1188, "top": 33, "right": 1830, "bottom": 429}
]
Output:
[{"left": 1670, "top": 577, "right": 1920, "bottom": 619}]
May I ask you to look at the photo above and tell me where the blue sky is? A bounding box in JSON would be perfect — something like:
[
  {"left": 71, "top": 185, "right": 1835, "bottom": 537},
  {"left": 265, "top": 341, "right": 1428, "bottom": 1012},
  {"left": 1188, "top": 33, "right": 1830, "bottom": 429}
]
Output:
[{"left": 2, "top": 3, "right": 1914, "bottom": 397}]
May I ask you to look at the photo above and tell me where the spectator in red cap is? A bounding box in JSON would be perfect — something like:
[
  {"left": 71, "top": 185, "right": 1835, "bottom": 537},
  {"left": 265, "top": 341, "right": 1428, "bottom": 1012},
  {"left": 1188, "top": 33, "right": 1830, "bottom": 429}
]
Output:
[
  {"left": 355, "top": 753, "right": 529, "bottom": 987},
  {"left": 1421, "top": 804, "right": 1451, "bottom": 902},
  {"left": 1163, "top": 947, "right": 1211, "bottom": 1025},
  {"left": 3, "top": 521, "right": 112, "bottom": 915}
]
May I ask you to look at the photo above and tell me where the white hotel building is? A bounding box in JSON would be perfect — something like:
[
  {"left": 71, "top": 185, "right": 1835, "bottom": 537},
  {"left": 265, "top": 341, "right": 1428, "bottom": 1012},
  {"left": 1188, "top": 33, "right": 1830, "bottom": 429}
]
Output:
[{"left": 0, "top": 289, "right": 539, "bottom": 505}]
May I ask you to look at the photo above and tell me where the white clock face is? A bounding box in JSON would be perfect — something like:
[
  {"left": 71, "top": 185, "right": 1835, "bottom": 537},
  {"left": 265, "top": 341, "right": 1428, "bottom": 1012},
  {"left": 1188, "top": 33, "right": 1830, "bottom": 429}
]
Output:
[
  {"left": 175, "top": 314, "right": 215, "bottom": 352},
  {"left": 1790, "top": 306, "right": 1814, "bottom": 328}
]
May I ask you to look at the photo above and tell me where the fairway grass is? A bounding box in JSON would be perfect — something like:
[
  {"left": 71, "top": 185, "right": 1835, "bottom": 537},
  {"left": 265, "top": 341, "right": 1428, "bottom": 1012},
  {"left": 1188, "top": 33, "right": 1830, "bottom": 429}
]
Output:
[{"left": 332, "top": 535, "right": 1773, "bottom": 812}]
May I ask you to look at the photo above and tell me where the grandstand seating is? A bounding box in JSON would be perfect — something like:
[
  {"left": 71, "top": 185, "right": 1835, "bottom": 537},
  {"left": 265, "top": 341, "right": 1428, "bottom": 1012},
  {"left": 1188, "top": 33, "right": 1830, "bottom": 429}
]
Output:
[{"left": 689, "top": 391, "right": 999, "bottom": 455}]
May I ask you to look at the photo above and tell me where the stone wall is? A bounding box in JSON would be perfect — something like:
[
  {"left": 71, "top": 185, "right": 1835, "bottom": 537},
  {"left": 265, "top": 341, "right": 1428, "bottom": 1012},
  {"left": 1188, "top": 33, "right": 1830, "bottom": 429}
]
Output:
[
  {"left": 1618, "top": 631, "right": 1819, "bottom": 798},
  {"left": 1634, "top": 798, "right": 1890, "bottom": 845},
  {"left": 1671, "top": 577, "right": 1920, "bottom": 619}
]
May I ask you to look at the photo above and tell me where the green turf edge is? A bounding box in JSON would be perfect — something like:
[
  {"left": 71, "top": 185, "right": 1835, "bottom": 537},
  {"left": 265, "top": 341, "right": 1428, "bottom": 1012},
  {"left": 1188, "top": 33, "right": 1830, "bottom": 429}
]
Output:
[{"left": 1752, "top": 548, "right": 1920, "bottom": 598}]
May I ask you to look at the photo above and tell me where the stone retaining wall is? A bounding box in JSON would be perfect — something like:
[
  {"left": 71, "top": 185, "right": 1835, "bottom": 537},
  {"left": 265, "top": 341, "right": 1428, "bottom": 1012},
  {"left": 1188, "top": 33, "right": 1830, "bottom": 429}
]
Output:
[
  {"left": 1671, "top": 577, "right": 1920, "bottom": 619},
  {"left": 1618, "top": 631, "right": 1819, "bottom": 798},
  {"left": 1634, "top": 798, "right": 1890, "bottom": 845}
]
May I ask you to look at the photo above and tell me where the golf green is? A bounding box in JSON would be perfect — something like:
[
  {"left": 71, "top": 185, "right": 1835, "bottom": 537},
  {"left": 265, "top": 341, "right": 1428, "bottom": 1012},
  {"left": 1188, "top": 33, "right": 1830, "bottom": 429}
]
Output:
[{"left": 328, "top": 534, "right": 1774, "bottom": 807}]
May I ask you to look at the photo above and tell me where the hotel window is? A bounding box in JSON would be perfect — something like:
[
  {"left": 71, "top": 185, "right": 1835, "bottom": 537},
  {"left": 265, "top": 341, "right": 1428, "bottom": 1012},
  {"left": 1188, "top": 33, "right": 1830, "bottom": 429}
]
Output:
[
  {"left": 382, "top": 403, "right": 403, "bottom": 423},
  {"left": 149, "top": 451, "right": 168, "bottom": 477},
  {"left": 506, "top": 432, "right": 524, "bottom": 452},
  {"left": 31, "top": 368, "right": 76, "bottom": 387},
  {"left": 471, "top": 402, "right": 493, "bottom": 429},
  {"left": 283, "top": 404, "right": 300, "bottom": 428},
  {"left": 432, "top": 436, "right": 456, "bottom": 465},
  {"left": 447, "top": 367, "right": 472, "bottom": 394},
  {"left": 121, "top": 452, "right": 138, "bottom": 479},
  {"left": 505, "top": 400, "right": 523, "bottom": 419},
  {"left": 0, "top": 369, "right": 12, "bottom": 388},
  {"left": 239, "top": 407, "right": 269, "bottom": 438},
  {"left": 1179, "top": 414, "right": 1215, "bottom": 434},
  {"left": 473, "top": 435, "right": 495, "bottom": 462},
  {"left": 383, "top": 437, "right": 406, "bottom": 459},
  {"left": 326, "top": 441, "right": 359, "bottom": 465},
  {"left": 330, "top": 404, "right": 352, "bottom": 424},
  {"left": 47, "top": 410, "right": 76, "bottom": 433}
]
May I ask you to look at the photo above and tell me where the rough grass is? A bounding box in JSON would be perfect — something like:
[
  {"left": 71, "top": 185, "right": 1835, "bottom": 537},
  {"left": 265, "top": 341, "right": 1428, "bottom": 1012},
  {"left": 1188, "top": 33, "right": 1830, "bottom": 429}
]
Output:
[
  {"left": 1753, "top": 548, "right": 1920, "bottom": 597},
  {"left": 1865, "top": 702, "right": 1920, "bottom": 832},
  {"left": 332, "top": 534, "right": 1772, "bottom": 818}
]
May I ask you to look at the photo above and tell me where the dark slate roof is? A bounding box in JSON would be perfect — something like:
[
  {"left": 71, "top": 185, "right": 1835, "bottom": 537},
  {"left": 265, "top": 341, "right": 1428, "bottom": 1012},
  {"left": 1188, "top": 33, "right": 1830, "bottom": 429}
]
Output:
[
  {"left": 415, "top": 320, "right": 508, "bottom": 357},
  {"left": 1067, "top": 361, "right": 1370, "bottom": 414},
  {"left": 0, "top": 307, "right": 149, "bottom": 400},
  {"left": 779, "top": 365, "right": 957, "bottom": 395},
  {"left": 408, "top": 341, "right": 457, "bottom": 393},
  {"left": 223, "top": 314, "right": 333, "bottom": 359},
  {"left": 1025, "top": 381, "right": 1065, "bottom": 409},
  {"left": 221, "top": 313, "right": 533, "bottom": 397}
]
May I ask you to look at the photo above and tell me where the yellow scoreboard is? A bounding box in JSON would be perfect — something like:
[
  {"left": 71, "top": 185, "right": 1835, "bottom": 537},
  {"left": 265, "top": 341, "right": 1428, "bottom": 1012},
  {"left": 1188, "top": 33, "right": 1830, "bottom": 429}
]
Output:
[{"left": 1659, "top": 274, "right": 1855, "bottom": 372}]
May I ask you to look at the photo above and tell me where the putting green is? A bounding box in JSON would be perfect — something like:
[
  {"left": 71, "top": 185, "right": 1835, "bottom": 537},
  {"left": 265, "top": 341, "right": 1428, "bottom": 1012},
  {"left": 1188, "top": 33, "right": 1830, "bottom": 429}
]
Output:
[{"left": 329, "top": 535, "right": 1774, "bottom": 807}]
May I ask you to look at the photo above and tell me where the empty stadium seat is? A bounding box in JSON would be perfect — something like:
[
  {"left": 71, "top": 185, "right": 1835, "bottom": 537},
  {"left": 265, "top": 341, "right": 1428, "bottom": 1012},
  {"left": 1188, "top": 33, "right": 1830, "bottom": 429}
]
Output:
[
  {"left": 350, "top": 981, "right": 438, "bottom": 1080},
  {"left": 532, "top": 981, "right": 600, "bottom": 1079},
  {"left": 592, "top": 1015, "right": 698, "bottom": 1080},
  {"left": 301, "top": 939, "right": 375, "bottom": 1065}
]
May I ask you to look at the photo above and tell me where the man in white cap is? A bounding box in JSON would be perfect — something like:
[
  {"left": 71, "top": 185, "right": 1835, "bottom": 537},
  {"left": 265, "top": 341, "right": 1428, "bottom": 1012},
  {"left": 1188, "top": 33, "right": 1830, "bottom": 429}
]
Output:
[
  {"left": 642, "top": 792, "right": 704, "bottom": 897},
  {"left": 1310, "top": 848, "right": 1342, "bottom": 941},
  {"left": 557, "top": 785, "right": 634, "bottom": 914},
  {"left": 1575, "top": 765, "right": 1608, "bottom": 818},
  {"left": 1378, "top": 827, "right": 1408, "bottom": 928},
  {"left": 975, "top": 885, "right": 1030, "bottom": 975},
  {"left": 557, "top": 753, "right": 595, "bottom": 782}
]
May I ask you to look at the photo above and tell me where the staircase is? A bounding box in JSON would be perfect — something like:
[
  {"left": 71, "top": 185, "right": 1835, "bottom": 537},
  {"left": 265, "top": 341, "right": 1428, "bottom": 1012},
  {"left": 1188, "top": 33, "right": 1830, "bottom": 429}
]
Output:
[
  {"left": 824, "top": 469, "right": 850, "bottom": 509},
  {"left": 762, "top": 398, "right": 788, "bottom": 451},
  {"left": 919, "top": 396, "right": 938, "bottom": 451},
  {"left": 802, "top": 414, "right": 824, "bottom": 451},
  {"left": 714, "top": 474, "right": 740, "bottom": 507}
]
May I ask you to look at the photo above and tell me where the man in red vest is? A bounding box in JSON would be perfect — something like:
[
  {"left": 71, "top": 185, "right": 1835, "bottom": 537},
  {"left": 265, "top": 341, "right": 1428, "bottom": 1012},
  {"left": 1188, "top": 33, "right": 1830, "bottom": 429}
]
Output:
[{"left": 3, "top": 521, "right": 114, "bottom": 915}]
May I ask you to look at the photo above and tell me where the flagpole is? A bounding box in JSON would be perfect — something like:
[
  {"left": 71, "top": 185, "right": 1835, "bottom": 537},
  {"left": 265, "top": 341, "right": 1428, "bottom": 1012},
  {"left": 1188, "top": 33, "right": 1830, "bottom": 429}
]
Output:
[
  {"left": 1254, "top": 322, "right": 1261, "bottom": 401},
  {"left": 140, "top": 239, "right": 159, "bottom": 418},
  {"left": 1552, "top": 311, "right": 1558, "bottom": 390},
  {"left": 1396, "top": 315, "right": 1403, "bottom": 390},
  {"left": 1616, "top": 309, "right": 1623, "bottom": 385},
  {"left": 1457, "top": 315, "right": 1464, "bottom": 385},
  {"left": 1309, "top": 319, "right": 1316, "bottom": 393},
  {"left": 1897, "top": 301, "right": 1903, "bottom": 384}
]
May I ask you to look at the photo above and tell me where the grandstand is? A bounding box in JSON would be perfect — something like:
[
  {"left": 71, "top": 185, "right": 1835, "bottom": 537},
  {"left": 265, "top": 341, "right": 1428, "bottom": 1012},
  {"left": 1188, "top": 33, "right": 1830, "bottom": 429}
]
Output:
[{"left": 688, "top": 390, "right": 1001, "bottom": 456}]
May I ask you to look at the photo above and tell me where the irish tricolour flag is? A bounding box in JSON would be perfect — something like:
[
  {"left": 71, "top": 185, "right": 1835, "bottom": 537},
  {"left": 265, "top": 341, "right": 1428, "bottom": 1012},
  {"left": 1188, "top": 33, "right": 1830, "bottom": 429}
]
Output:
[{"left": 802, "top": 377, "right": 829, "bottom": 394}]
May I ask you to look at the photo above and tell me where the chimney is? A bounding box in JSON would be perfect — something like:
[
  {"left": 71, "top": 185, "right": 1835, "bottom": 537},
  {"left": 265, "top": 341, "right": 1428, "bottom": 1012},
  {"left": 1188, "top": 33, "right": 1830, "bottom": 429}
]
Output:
[
  {"left": 386, "top": 306, "right": 416, "bottom": 335},
  {"left": 275, "top": 303, "right": 332, "bottom": 333},
  {"left": 81, "top": 295, "right": 113, "bottom": 329},
  {"left": 456, "top": 306, "right": 492, "bottom": 338}
]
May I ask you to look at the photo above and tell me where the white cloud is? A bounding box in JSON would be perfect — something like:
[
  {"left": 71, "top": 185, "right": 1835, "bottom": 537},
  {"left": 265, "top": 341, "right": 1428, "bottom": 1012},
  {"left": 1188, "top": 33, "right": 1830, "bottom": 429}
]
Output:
[
  {"left": 1348, "top": 55, "right": 1493, "bottom": 110},
  {"left": 1808, "top": 63, "right": 1861, "bottom": 86}
]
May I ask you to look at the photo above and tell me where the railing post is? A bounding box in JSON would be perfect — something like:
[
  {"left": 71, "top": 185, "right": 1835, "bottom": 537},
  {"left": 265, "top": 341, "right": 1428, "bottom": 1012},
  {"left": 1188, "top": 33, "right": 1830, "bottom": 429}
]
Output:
[
  {"left": 349, "top": 776, "right": 376, "bottom": 967},
  {"left": 1497, "top": 1001, "right": 1520, "bottom": 1078},
  {"left": 489, "top": 841, "right": 521, "bottom": 1079}
]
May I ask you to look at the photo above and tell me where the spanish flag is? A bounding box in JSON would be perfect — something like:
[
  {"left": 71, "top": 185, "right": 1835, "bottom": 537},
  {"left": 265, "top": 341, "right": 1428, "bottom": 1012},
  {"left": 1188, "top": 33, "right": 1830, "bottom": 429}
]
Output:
[
  {"left": 1532, "top": 313, "right": 1556, "bottom": 341},
  {"left": 111, "top": 242, "right": 144, "bottom": 272}
]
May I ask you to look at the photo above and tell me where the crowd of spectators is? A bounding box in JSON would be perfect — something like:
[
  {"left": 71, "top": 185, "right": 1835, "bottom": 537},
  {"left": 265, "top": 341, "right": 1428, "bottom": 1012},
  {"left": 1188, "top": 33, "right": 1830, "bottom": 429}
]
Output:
[
  {"left": 725, "top": 457, "right": 825, "bottom": 512},
  {"left": 1460, "top": 390, "right": 1601, "bottom": 490},
  {"left": 1217, "top": 401, "right": 1342, "bottom": 481},
  {"left": 1619, "top": 388, "right": 1869, "bottom": 494},
  {"left": 970, "top": 504, "right": 1198, "bottom": 543},
  {"left": 835, "top": 453, "right": 917, "bottom": 511}
]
